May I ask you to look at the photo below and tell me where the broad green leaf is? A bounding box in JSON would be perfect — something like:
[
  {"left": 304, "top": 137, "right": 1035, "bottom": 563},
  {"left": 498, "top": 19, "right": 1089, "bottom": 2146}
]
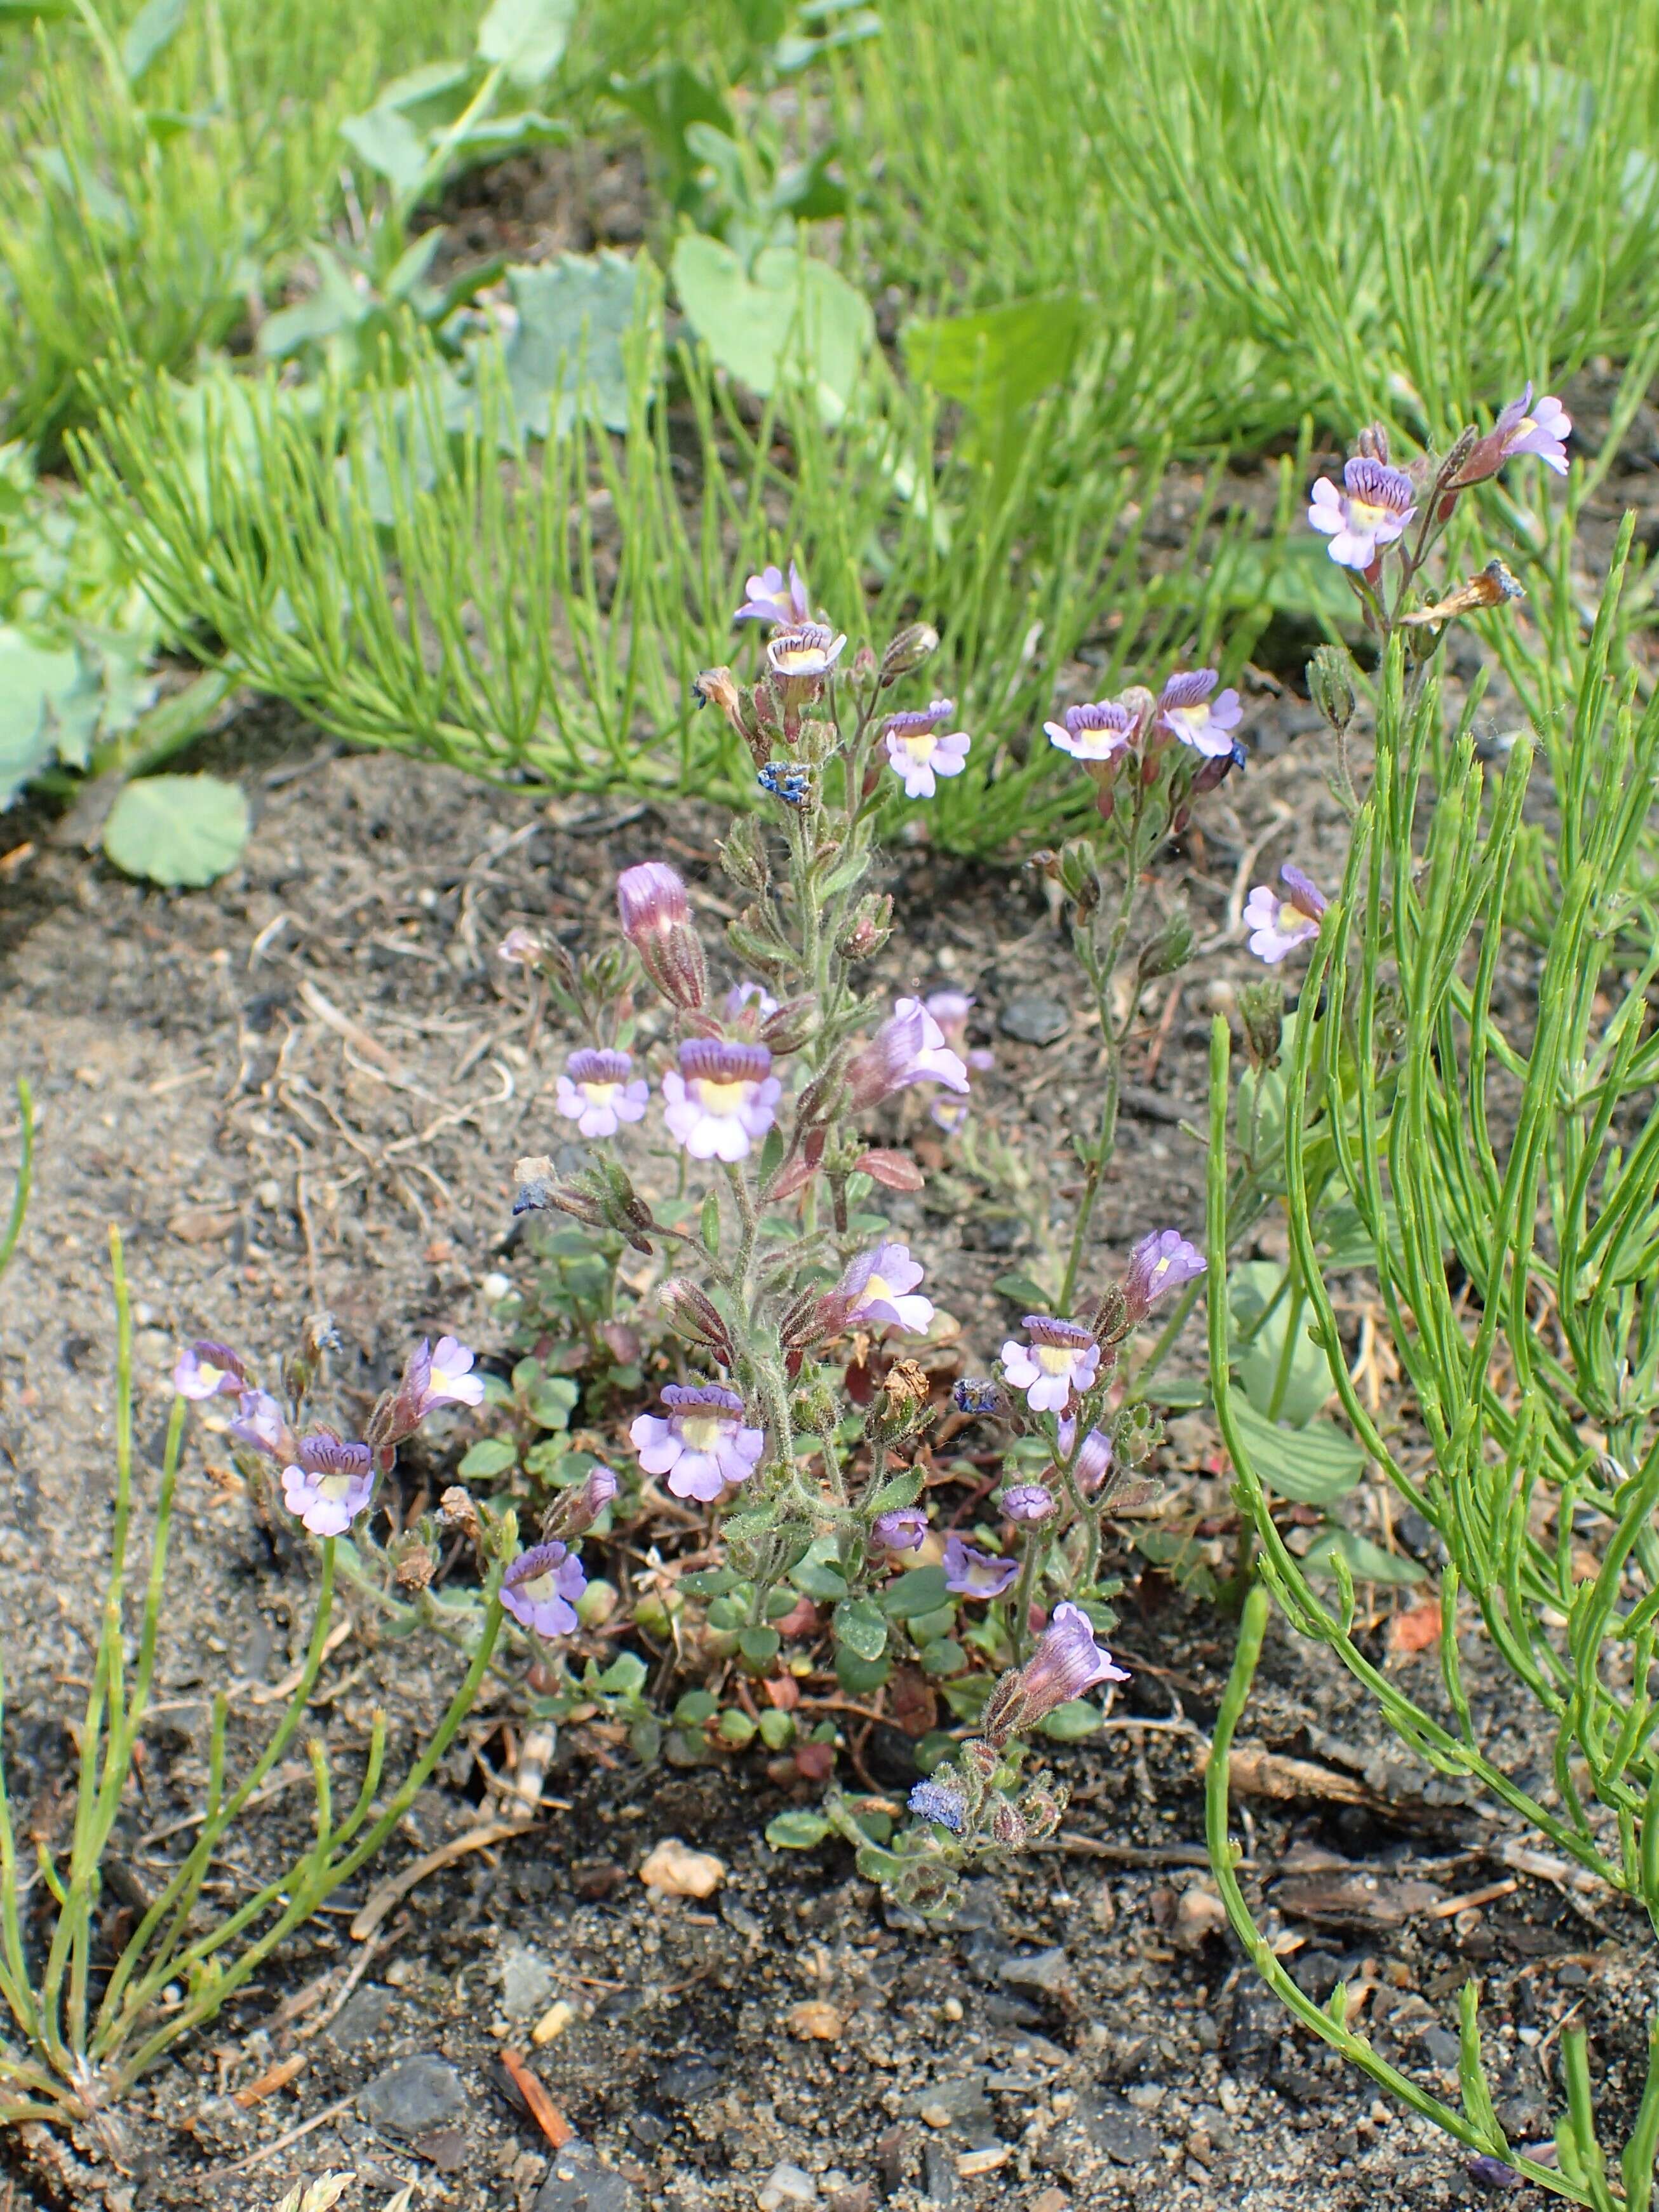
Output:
[
  {"left": 499, "top": 254, "right": 643, "bottom": 437},
  {"left": 595, "top": 1651, "right": 647, "bottom": 1697},
  {"left": 918, "top": 1637, "right": 966, "bottom": 1677},
  {"left": 1302, "top": 1527, "right": 1426, "bottom": 1584},
  {"left": 102, "top": 774, "right": 248, "bottom": 889},
  {"left": 766, "top": 1809, "right": 831, "bottom": 1850},
  {"left": 737, "top": 1625, "right": 781, "bottom": 1668},
  {"left": 458, "top": 1436, "right": 520, "bottom": 1478},
  {"left": 258, "top": 245, "right": 370, "bottom": 361},
  {"left": 832, "top": 1596, "right": 888, "bottom": 1662},
  {"left": 1228, "top": 1397, "right": 1366, "bottom": 1504},
  {"left": 679, "top": 1567, "right": 740, "bottom": 1597},
  {"left": 993, "top": 1271, "right": 1053, "bottom": 1309},
  {"left": 835, "top": 1645, "right": 890, "bottom": 1692},
  {"left": 340, "top": 105, "right": 429, "bottom": 198},
  {"left": 865, "top": 1469, "right": 923, "bottom": 1515},
  {"left": 1039, "top": 1698, "right": 1103, "bottom": 1740},
  {"left": 121, "top": 0, "right": 186, "bottom": 83},
  {"left": 880, "top": 1565, "right": 950, "bottom": 1619},
  {"left": 0, "top": 626, "right": 78, "bottom": 804},
  {"left": 476, "top": 0, "right": 575, "bottom": 87},
  {"left": 671, "top": 235, "right": 873, "bottom": 419},
  {"left": 904, "top": 292, "right": 1087, "bottom": 426},
  {"left": 1230, "top": 1260, "right": 1331, "bottom": 1427}
]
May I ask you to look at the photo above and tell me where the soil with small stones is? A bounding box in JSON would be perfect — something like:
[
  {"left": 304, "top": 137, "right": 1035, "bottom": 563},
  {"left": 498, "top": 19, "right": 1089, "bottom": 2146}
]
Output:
[{"left": 3, "top": 660, "right": 1654, "bottom": 2212}]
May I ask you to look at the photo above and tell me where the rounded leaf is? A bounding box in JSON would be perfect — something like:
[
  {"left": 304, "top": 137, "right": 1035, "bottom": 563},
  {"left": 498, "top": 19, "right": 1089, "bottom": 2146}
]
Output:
[{"left": 103, "top": 774, "right": 250, "bottom": 888}]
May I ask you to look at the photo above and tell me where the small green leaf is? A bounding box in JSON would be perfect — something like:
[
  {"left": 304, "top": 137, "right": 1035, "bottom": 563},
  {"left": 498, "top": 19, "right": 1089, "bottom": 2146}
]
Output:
[
  {"left": 700, "top": 1189, "right": 722, "bottom": 1256},
  {"left": 476, "top": 0, "right": 575, "bottom": 86},
  {"left": 758, "top": 1708, "right": 795, "bottom": 1750},
  {"left": 527, "top": 1377, "right": 578, "bottom": 1429},
  {"left": 1230, "top": 1261, "right": 1331, "bottom": 1427},
  {"left": 919, "top": 1637, "right": 966, "bottom": 1678},
  {"left": 790, "top": 1561, "right": 849, "bottom": 1601},
  {"left": 458, "top": 1436, "right": 519, "bottom": 1478},
  {"left": 737, "top": 1626, "right": 782, "bottom": 1669},
  {"left": 595, "top": 1652, "right": 647, "bottom": 1697},
  {"left": 102, "top": 774, "right": 249, "bottom": 888},
  {"left": 993, "top": 1271, "right": 1052, "bottom": 1309},
  {"left": 340, "top": 104, "right": 429, "bottom": 196},
  {"left": 718, "top": 1707, "right": 756, "bottom": 1746},
  {"left": 906, "top": 1602, "right": 957, "bottom": 1645},
  {"left": 766, "top": 1809, "right": 831, "bottom": 1849},
  {"left": 1039, "top": 1698, "right": 1102, "bottom": 1740},
  {"left": 674, "top": 1689, "right": 718, "bottom": 1725},
  {"left": 121, "top": 0, "right": 186, "bottom": 81},
  {"left": 679, "top": 1567, "right": 740, "bottom": 1597},
  {"left": 832, "top": 1596, "right": 888, "bottom": 1662},
  {"left": 866, "top": 1469, "right": 923, "bottom": 1515},
  {"left": 880, "top": 1565, "right": 950, "bottom": 1619},
  {"left": 834, "top": 1645, "right": 890, "bottom": 1693}
]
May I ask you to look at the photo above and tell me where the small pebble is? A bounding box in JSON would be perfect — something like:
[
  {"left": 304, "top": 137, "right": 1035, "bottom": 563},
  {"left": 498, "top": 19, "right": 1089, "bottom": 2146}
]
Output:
[
  {"left": 955, "top": 2145, "right": 1009, "bottom": 2177},
  {"left": 639, "top": 1839, "right": 725, "bottom": 1898},
  {"left": 532, "top": 2000, "right": 577, "bottom": 2047},
  {"left": 756, "top": 2162, "right": 819, "bottom": 2209},
  {"left": 786, "top": 2001, "right": 842, "bottom": 2041}
]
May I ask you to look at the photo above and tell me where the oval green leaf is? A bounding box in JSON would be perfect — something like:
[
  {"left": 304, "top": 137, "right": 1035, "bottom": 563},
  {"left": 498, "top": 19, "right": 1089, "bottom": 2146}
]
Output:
[{"left": 103, "top": 774, "right": 249, "bottom": 889}]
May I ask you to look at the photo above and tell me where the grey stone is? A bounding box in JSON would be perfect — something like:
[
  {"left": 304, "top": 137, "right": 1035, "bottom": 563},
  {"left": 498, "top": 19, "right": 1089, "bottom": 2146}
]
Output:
[
  {"left": 499, "top": 1941, "right": 558, "bottom": 2021},
  {"left": 534, "top": 2140, "right": 640, "bottom": 2212},
  {"left": 921, "top": 2139, "right": 958, "bottom": 2204},
  {"left": 358, "top": 2055, "right": 467, "bottom": 2138},
  {"left": 756, "top": 2163, "right": 819, "bottom": 2209},
  {"left": 628, "top": 2112, "right": 670, "bottom": 2147},
  {"left": 655, "top": 2054, "right": 723, "bottom": 2103},
  {"left": 998, "top": 1946, "right": 1072, "bottom": 1998},
  {"left": 328, "top": 1984, "right": 395, "bottom": 2049},
  {"left": 1083, "top": 2094, "right": 1161, "bottom": 2166},
  {"left": 1420, "top": 2027, "right": 1463, "bottom": 2071},
  {"left": 998, "top": 995, "right": 1069, "bottom": 1046}
]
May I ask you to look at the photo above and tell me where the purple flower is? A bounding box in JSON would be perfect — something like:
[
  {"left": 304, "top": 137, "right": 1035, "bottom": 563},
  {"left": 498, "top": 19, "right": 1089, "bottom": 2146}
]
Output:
[
  {"left": 173, "top": 1340, "right": 248, "bottom": 1401},
  {"left": 724, "top": 979, "right": 779, "bottom": 1023},
  {"left": 630, "top": 1384, "right": 765, "bottom": 1502},
  {"left": 1058, "top": 1415, "right": 1114, "bottom": 1495},
  {"left": 924, "top": 991, "right": 993, "bottom": 1073},
  {"left": 1044, "top": 699, "right": 1136, "bottom": 765},
  {"left": 873, "top": 1506, "right": 929, "bottom": 1551},
  {"left": 847, "top": 999, "right": 971, "bottom": 1109},
  {"left": 1001, "top": 1483, "right": 1056, "bottom": 1523},
  {"left": 908, "top": 1779, "right": 966, "bottom": 1831},
  {"left": 662, "top": 1038, "right": 782, "bottom": 1161},
  {"left": 1495, "top": 383, "right": 1571, "bottom": 475},
  {"left": 943, "top": 1534, "right": 1018, "bottom": 1598},
  {"left": 1156, "top": 670, "right": 1243, "bottom": 760},
  {"left": 615, "top": 861, "right": 707, "bottom": 1011},
  {"left": 765, "top": 624, "right": 847, "bottom": 687},
  {"left": 1466, "top": 2156, "right": 1522, "bottom": 2190},
  {"left": 883, "top": 701, "right": 972, "bottom": 799},
  {"left": 982, "top": 1600, "right": 1129, "bottom": 1740},
  {"left": 498, "top": 927, "right": 542, "bottom": 966},
  {"left": 543, "top": 1464, "right": 621, "bottom": 1542},
  {"left": 735, "top": 560, "right": 811, "bottom": 628},
  {"left": 501, "top": 1541, "right": 587, "bottom": 1638},
  {"left": 281, "top": 1432, "right": 374, "bottom": 1537},
  {"left": 405, "top": 1336, "right": 486, "bottom": 1417},
  {"left": 1308, "top": 457, "right": 1417, "bottom": 570},
  {"left": 230, "top": 1388, "right": 292, "bottom": 1460},
  {"left": 838, "top": 1241, "right": 934, "bottom": 1334},
  {"left": 1000, "top": 1317, "right": 1101, "bottom": 1413},
  {"left": 1124, "top": 1229, "right": 1206, "bottom": 1319},
  {"left": 952, "top": 1377, "right": 1007, "bottom": 1417},
  {"left": 556, "top": 1048, "right": 649, "bottom": 1138},
  {"left": 1243, "top": 863, "right": 1328, "bottom": 963},
  {"left": 930, "top": 1096, "right": 971, "bottom": 1136}
]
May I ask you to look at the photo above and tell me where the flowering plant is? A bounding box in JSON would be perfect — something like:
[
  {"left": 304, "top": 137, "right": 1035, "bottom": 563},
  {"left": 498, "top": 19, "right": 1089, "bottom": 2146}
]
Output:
[{"left": 495, "top": 571, "right": 1238, "bottom": 1913}]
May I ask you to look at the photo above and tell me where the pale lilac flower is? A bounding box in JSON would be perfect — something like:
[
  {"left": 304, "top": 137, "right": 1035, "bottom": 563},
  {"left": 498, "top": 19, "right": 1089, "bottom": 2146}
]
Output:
[
  {"left": 924, "top": 990, "right": 993, "bottom": 1073},
  {"left": 615, "top": 860, "right": 707, "bottom": 1011},
  {"left": 847, "top": 1000, "right": 970, "bottom": 1108},
  {"left": 873, "top": 1506, "right": 929, "bottom": 1551},
  {"left": 281, "top": 1433, "right": 374, "bottom": 1537},
  {"left": 1044, "top": 699, "right": 1136, "bottom": 765},
  {"left": 883, "top": 700, "right": 972, "bottom": 799},
  {"left": 497, "top": 927, "right": 542, "bottom": 966},
  {"left": 662, "top": 1038, "right": 781, "bottom": 1161},
  {"left": 983, "top": 1600, "right": 1129, "bottom": 1739},
  {"left": 1308, "top": 457, "right": 1417, "bottom": 570},
  {"left": 405, "top": 1336, "right": 486, "bottom": 1417},
  {"left": 1000, "top": 1316, "right": 1101, "bottom": 1413},
  {"left": 173, "top": 1340, "right": 247, "bottom": 1400},
  {"left": 943, "top": 1534, "right": 1018, "bottom": 1598},
  {"left": 838, "top": 1241, "right": 934, "bottom": 1334},
  {"left": 908, "top": 1779, "right": 966, "bottom": 1831},
  {"left": 1124, "top": 1229, "right": 1206, "bottom": 1319},
  {"left": 765, "top": 624, "right": 847, "bottom": 685},
  {"left": 735, "top": 560, "right": 811, "bottom": 628},
  {"left": 630, "top": 1384, "right": 764, "bottom": 1502},
  {"left": 1494, "top": 384, "right": 1571, "bottom": 475},
  {"left": 1244, "top": 863, "right": 1328, "bottom": 963},
  {"left": 930, "top": 1096, "right": 971, "bottom": 1136},
  {"left": 230, "top": 1389, "right": 292, "bottom": 1460},
  {"left": 724, "top": 980, "right": 779, "bottom": 1023},
  {"left": 556, "top": 1048, "right": 649, "bottom": 1138},
  {"left": 1001, "top": 1483, "right": 1056, "bottom": 1523},
  {"left": 1058, "top": 1415, "right": 1114, "bottom": 1496},
  {"left": 501, "top": 1541, "right": 587, "bottom": 1638},
  {"left": 1155, "top": 670, "right": 1243, "bottom": 760}
]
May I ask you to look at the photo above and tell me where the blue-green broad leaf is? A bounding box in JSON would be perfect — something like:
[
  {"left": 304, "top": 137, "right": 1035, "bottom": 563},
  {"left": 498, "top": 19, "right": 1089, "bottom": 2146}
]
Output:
[
  {"left": 767, "top": 1810, "right": 832, "bottom": 1849},
  {"left": 671, "top": 236, "right": 873, "bottom": 421},
  {"left": 476, "top": 0, "right": 576, "bottom": 88},
  {"left": 102, "top": 773, "right": 249, "bottom": 887},
  {"left": 1301, "top": 1528, "right": 1426, "bottom": 1585},
  {"left": 1227, "top": 1396, "right": 1366, "bottom": 1504}
]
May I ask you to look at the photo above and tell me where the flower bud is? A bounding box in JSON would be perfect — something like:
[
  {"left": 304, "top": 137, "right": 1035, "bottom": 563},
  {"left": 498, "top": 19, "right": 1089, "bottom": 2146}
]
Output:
[
  {"left": 1056, "top": 840, "right": 1099, "bottom": 916},
  {"left": 543, "top": 1464, "right": 620, "bottom": 1541},
  {"left": 719, "top": 814, "right": 771, "bottom": 893},
  {"left": 987, "top": 1797, "right": 1028, "bottom": 1849},
  {"left": 1018, "top": 1778, "right": 1067, "bottom": 1839},
  {"left": 835, "top": 892, "right": 893, "bottom": 962},
  {"left": 760, "top": 995, "right": 817, "bottom": 1055},
  {"left": 439, "top": 1485, "right": 482, "bottom": 1544},
  {"left": 1116, "top": 684, "right": 1155, "bottom": 748},
  {"left": 1138, "top": 908, "right": 1194, "bottom": 981},
  {"left": 615, "top": 861, "right": 708, "bottom": 1011},
  {"left": 1237, "top": 978, "right": 1284, "bottom": 1071},
  {"left": 727, "top": 905, "right": 794, "bottom": 978},
  {"left": 1308, "top": 644, "right": 1358, "bottom": 736},
  {"left": 1090, "top": 1284, "right": 1129, "bottom": 1346},
  {"left": 1357, "top": 421, "right": 1390, "bottom": 465},
  {"left": 658, "top": 1278, "right": 735, "bottom": 1365},
  {"left": 879, "top": 622, "right": 939, "bottom": 685}
]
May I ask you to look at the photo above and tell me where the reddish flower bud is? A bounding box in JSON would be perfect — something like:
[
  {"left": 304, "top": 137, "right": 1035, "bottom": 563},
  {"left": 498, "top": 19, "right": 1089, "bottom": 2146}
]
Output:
[{"left": 615, "top": 861, "right": 707, "bottom": 1011}]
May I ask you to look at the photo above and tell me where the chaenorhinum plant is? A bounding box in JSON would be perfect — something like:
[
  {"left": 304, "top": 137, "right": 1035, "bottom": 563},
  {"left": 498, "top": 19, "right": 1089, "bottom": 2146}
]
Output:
[
  {"left": 497, "top": 567, "right": 1245, "bottom": 1913},
  {"left": 0, "top": 1228, "right": 514, "bottom": 2133},
  {"left": 1204, "top": 508, "right": 1659, "bottom": 2199}
]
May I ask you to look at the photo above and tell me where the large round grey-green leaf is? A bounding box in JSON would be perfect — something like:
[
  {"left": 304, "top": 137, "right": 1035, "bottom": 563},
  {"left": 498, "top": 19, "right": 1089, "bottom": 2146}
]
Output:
[
  {"left": 671, "top": 236, "right": 873, "bottom": 418},
  {"left": 103, "top": 774, "right": 250, "bottom": 887}
]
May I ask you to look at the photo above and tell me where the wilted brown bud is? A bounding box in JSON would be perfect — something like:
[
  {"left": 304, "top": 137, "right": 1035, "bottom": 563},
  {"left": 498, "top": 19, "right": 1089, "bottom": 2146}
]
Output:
[
  {"left": 600, "top": 1319, "right": 643, "bottom": 1366},
  {"left": 879, "top": 623, "right": 939, "bottom": 685},
  {"left": 512, "top": 1154, "right": 561, "bottom": 1216},
  {"left": 852, "top": 642, "right": 877, "bottom": 680},
  {"left": 988, "top": 1797, "right": 1029, "bottom": 1849},
  {"left": 835, "top": 892, "right": 893, "bottom": 962},
  {"left": 882, "top": 1359, "right": 932, "bottom": 1410},
  {"left": 768, "top": 1125, "right": 827, "bottom": 1202},
  {"left": 363, "top": 1389, "right": 400, "bottom": 1451},
  {"left": 393, "top": 1537, "right": 437, "bottom": 1593},
  {"left": 1398, "top": 559, "right": 1526, "bottom": 627},
  {"left": 439, "top": 1485, "right": 482, "bottom": 1542},
  {"left": 1028, "top": 848, "right": 1063, "bottom": 882}
]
